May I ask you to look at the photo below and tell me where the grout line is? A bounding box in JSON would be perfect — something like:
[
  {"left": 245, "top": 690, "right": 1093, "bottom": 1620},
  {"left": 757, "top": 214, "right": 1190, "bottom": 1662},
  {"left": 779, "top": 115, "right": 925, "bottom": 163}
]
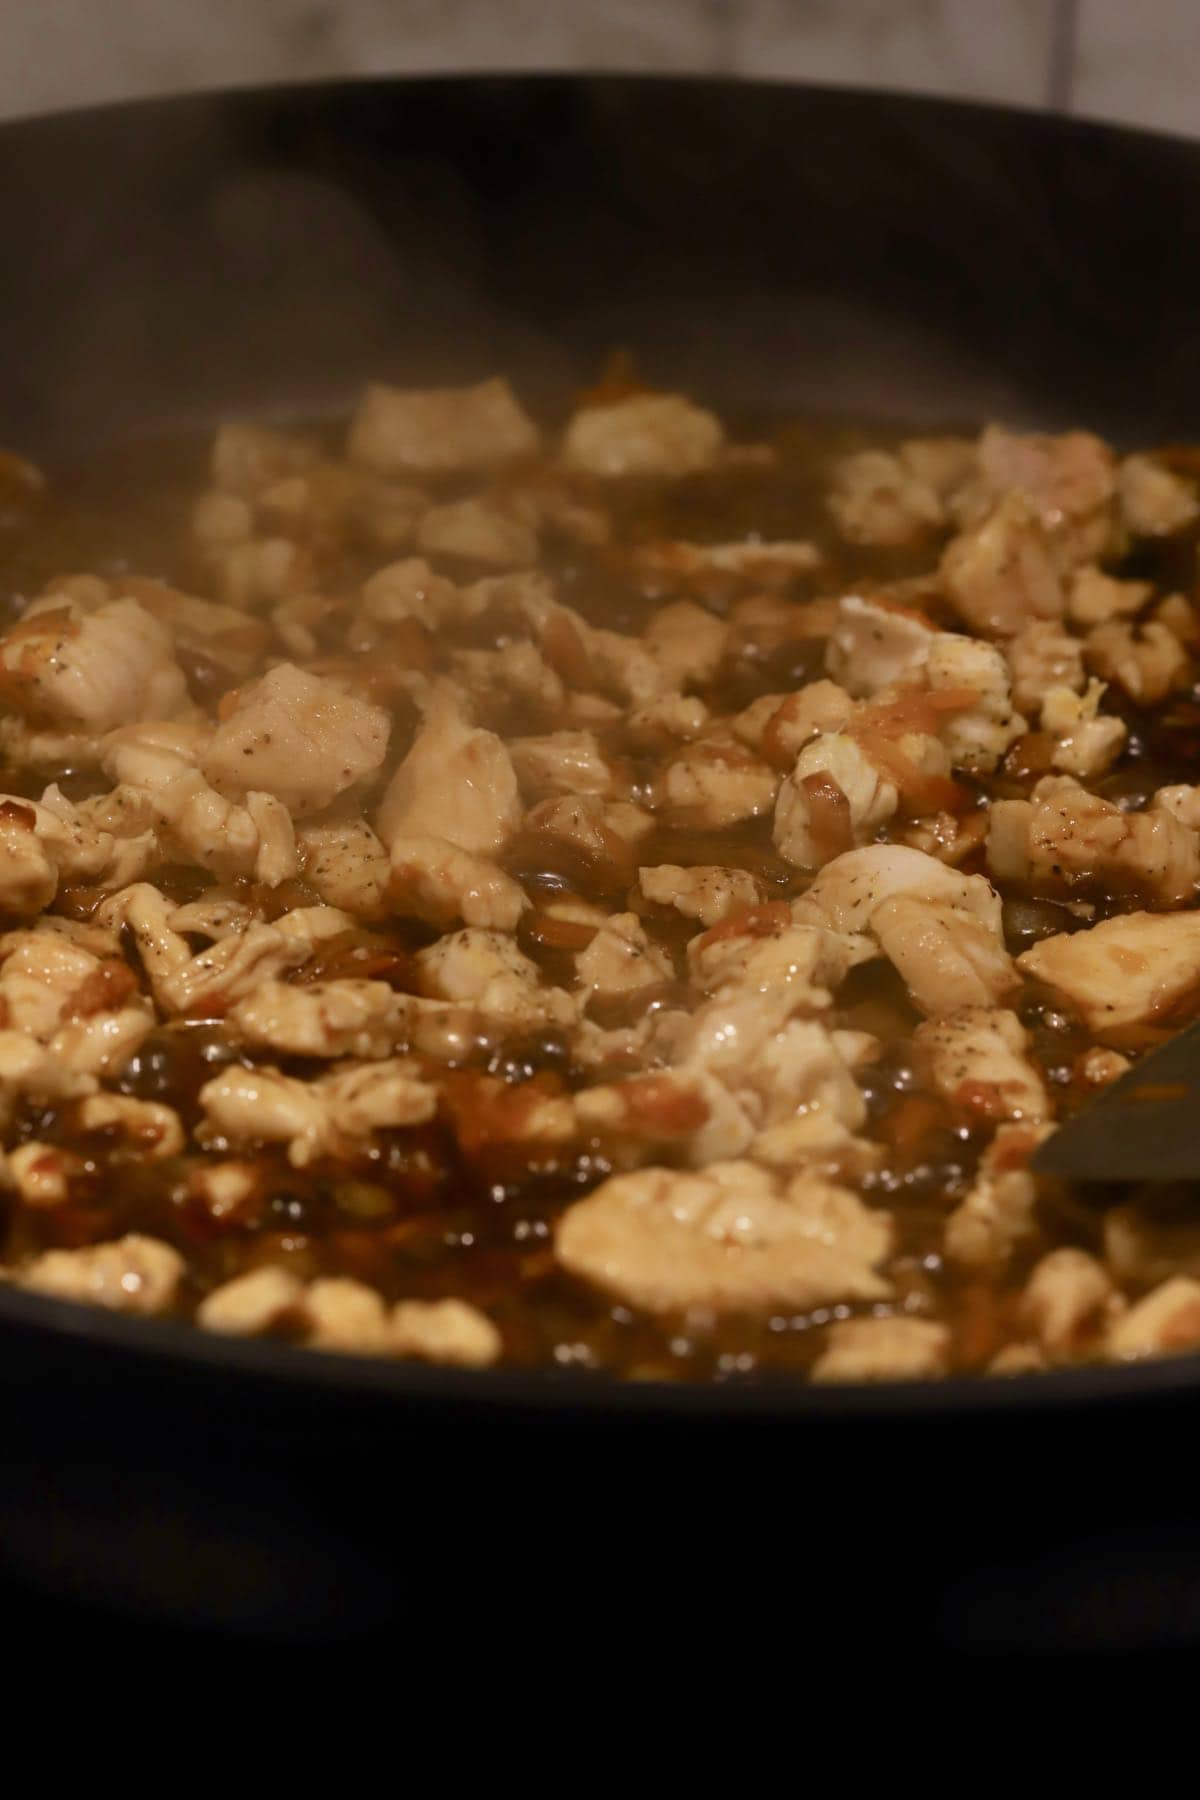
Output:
[{"left": 1048, "top": 0, "right": 1081, "bottom": 112}]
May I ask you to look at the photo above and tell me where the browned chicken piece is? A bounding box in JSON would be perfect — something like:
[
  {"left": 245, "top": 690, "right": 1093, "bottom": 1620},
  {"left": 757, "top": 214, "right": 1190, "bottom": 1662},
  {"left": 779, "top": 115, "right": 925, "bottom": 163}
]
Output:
[
  {"left": 415, "top": 497, "right": 538, "bottom": 568},
  {"left": 378, "top": 680, "right": 521, "bottom": 866},
  {"left": 972, "top": 425, "right": 1117, "bottom": 563},
  {"left": 1108, "top": 1278, "right": 1200, "bottom": 1360},
  {"left": 1117, "top": 454, "right": 1200, "bottom": 538},
  {"left": 17, "top": 1234, "right": 185, "bottom": 1315},
  {"left": 296, "top": 814, "right": 390, "bottom": 920},
  {"left": 347, "top": 377, "right": 540, "bottom": 474},
  {"left": 827, "top": 450, "right": 945, "bottom": 548},
  {"left": 1018, "top": 910, "right": 1200, "bottom": 1037},
  {"left": 944, "top": 1122, "right": 1053, "bottom": 1268},
  {"left": 228, "top": 978, "right": 406, "bottom": 1059},
  {"left": 555, "top": 1161, "right": 891, "bottom": 1316},
  {"left": 658, "top": 736, "right": 779, "bottom": 829},
  {"left": 644, "top": 600, "right": 729, "bottom": 688},
  {"left": 390, "top": 1298, "right": 502, "bottom": 1367},
  {"left": 774, "top": 732, "right": 900, "bottom": 869},
  {"left": 637, "top": 863, "right": 762, "bottom": 927},
  {"left": 794, "top": 844, "right": 1004, "bottom": 938},
  {"left": 915, "top": 1007, "right": 1049, "bottom": 1123},
  {"left": 561, "top": 394, "right": 723, "bottom": 478},
  {"left": 0, "top": 595, "right": 188, "bottom": 732},
  {"left": 811, "top": 1317, "right": 950, "bottom": 1382},
  {"left": 1019, "top": 1249, "right": 1120, "bottom": 1356},
  {"left": 940, "top": 494, "right": 1063, "bottom": 637},
  {"left": 1039, "top": 681, "right": 1126, "bottom": 779},
  {"left": 1085, "top": 618, "right": 1191, "bottom": 704},
  {"left": 1067, "top": 565, "right": 1152, "bottom": 629},
  {"left": 202, "top": 663, "right": 389, "bottom": 817},
  {"left": 1006, "top": 619, "right": 1086, "bottom": 715},
  {"left": 987, "top": 776, "right": 1199, "bottom": 906},
  {"left": 825, "top": 593, "right": 936, "bottom": 696},
  {"left": 869, "top": 894, "right": 1018, "bottom": 1014},
  {"left": 508, "top": 730, "right": 623, "bottom": 800}
]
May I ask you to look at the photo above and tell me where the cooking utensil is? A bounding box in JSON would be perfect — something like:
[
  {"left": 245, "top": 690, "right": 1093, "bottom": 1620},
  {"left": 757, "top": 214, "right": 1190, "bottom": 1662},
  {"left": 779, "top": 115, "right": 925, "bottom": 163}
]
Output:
[
  {"left": 6, "top": 75, "right": 1200, "bottom": 1653},
  {"left": 1034, "top": 1020, "right": 1200, "bottom": 1182}
]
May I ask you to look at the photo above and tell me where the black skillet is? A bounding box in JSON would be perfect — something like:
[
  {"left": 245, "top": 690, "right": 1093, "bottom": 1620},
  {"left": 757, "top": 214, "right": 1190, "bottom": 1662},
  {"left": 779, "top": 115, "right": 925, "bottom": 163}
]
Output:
[{"left": 4, "top": 75, "right": 1200, "bottom": 1654}]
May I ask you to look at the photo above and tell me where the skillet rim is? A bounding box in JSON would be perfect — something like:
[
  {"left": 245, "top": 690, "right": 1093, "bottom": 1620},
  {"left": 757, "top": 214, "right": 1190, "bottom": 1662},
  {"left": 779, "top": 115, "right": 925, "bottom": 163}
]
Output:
[{"left": 3, "top": 69, "right": 1200, "bottom": 1417}]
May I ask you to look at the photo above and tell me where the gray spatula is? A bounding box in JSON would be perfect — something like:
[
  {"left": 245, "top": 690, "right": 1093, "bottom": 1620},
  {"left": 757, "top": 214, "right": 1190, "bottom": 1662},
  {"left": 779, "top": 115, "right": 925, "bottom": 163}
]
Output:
[{"left": 1032, "top": 1020, "right": 1200, "bottom": 1182}]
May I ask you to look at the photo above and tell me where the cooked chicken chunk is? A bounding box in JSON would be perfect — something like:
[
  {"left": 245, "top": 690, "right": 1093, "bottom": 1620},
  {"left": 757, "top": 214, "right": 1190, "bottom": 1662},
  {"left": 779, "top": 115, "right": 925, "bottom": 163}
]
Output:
[
  {"left": 348, "top": 377, "right": 540, "bottom": 474},
  {"left": 1085, "top": 618, "right": 1190, "bottom": 704},
  {"left": 1108, "top": 1277, "right": 1200, "bottom": 1360},
  {"left": 941, "top": 495, "right": 1063, "bottom": 637},
  {"left": 556, "top": 1161, "right": 890, "bottom": 1316},
  {"left": 1118, "top": 454, "right": 1199, "bottom": 538},
  {"left": 827, "top": 450, "right": 944, "bottom": 548},
  {"left": 202, "top": 663, "right": 389, "bottom": 817},
  {"left": 794, "top": 844, "right": 1004, "bottom": 938},
  {"left": 658, "top": 737, "right": 778, "bottom": 828},
  {"left": 576, "top": 912, "right": 672, "bottom": 1001},
  {"left": 562, "top": 394, "right": 723, "bottom": 478},
  {"left": 1020, "top": 1249, "right": 1118, "bottom": 1355},
  {"left": 1018, "top": 909, "right": 1200, "bottom": 1037},
  {"left": 988, "top": 777, "right": 1198, "bottom": 906},
  {"left": 1006, "top": 619, "right": 1086, "bottom": 714},
  {"left": 869, "top": 894, "right": 1018, "bottom": 1014},
  {"left": 296, "top": 814, "right": 390, "bottom": 919},
  {"left": 197, "top": 1266, "right": 306, "bottom": 1336},
  {"left": 944, "top": 1123, "right": 1052, "bottom": 1268},
  {"left": 973, "top": 425, "right": 1116, "bottom": 563},
  {"left": 378, "top": 680, "right": 520, "bottom": 857},
  {"left": 17, "top": 1234, "right": 184, "bottom": 1315},
  {"left": 637, "top": 864, "right": 762, "bottom": 927},
  {"left": 228, "top": 978, "right": 405, "bottom": 1059},
  {"left": 416, "top": 497, "right": 538, "bottom": 568},
  {"left": 390, "top": 1298, "right": 502, "bottom": 1367},
  {"left": 915, "top": 1007, "right": 1049, "bottom": 1123},
  {"left": 810, "top": 1317, "right": 950, "bottom": 1382},
  {"left": 825, "top": 593, "right": 936, "bottom": 697},
  {"left": 0, "top": 596, "right": 187, "bottom": 732},
  {"left": 774, "top": 733, "right": 897, "bottom": 869},
  {"left": 199, "top": 1057, "right": 436, "bottom": 1166}
]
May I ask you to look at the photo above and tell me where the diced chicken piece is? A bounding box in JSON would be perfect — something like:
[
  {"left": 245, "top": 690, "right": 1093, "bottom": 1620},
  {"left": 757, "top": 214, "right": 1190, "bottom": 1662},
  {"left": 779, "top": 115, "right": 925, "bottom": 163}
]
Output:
[
  {"left": 644, "top": 601, "right": 728, "bottom": 688},
  {"left": 925, "top": 632, "right": 1025, "bottom": 772},
  {"left": 388, "top": 836, "right": 526, "bottom": 931},
  {"left": 199, "top": 1057, "right": 436, "bottom": 1166},
  {"left": 360, "top": 557, "right": 460, "bottom": 630},
  {"left": 74, "top": 1093, "right": 185, "bottom": 1158},
  {"left": 973, "top": 424, "right": 1116, "bottom": 563},
  {"left": 417, "top": 925, "right": 574, "bottom": 1027},
  {"left": 209, "top": 420, "right": 320, "bottom": 498},
  {"left": 1067, "top": 565, "right": 1152, "bottom": 629},
  {"left": 103, "top": 721, "right": 297, "bottom": 884},
  {"left": 415, "top": 497, "right": 537, "bottom": 568},
  {"left": 944, "top": 1122, "right": 1053, "bottom": 1268},
  {"left": 508, "top": 731, "right": 620, "bottom": 800},
  {"left": 940, "top": 495, "right": 1063, "bottom": 637},
  {"left": 8, "top": 1141, "right": 75, "bottom": 1207},
  {"left": 390, "top": 1298, "right": 501, "bottom": 1367},
  {"left": 657, "top": 737, "right": 778, "bottom": 828},
  {"left": 869, "top": 894, "right": 1018, "bottom": 1014},
  {"left": 304, "top": 1277, "right": 390, "bottom": 1354},
  {"left": 201, "top": 664, "right": 388, "bottom": 818},
  {"left": 451, "top": 641, "right": 566, "bottom": 718},
  {"left": 825, "top": 593, "right": 936, "bottom": 696},
  {"left": 1118, "top": 453, "right": 1199, "bottom": 538},
  {"left": 0, "top": 921, "right": 148, "bottom": 1050},
  {"left": 562, "top": 394, "right": 723, "bottom": 479},
  {"left": 0, "top": 596, "right": 187, "bottom": 732},
  {"left": 198, "top": 1266, "right": 307, "bottom": 1336},
  {"left": 296, "top": 814, "right": 390, "bottom": 920},
  {"left": 1020, "top": 1248, "right": 1118, "bottom": 1355},
  {"left": 811, "top": 1316, "right": 949, "bottom": 1382},
  {"left": 1018, "top": 910, "right": 1200, "bottom": 1037},
  {"left": 1006, "top": 619, "right": 1086, "bottom": 715},
  {"left": 794, "top": 843, "right": 1004, "bottom": 938},
  {"left": 827, "top": 450, "right": 944, "bottom": 548},
  {"left": 18, "top": 1233, "right": 184, "bottom": 1316},
  {"left": 555, "top": 1161, "right": 890, "bottom": 1315},
  {"left": 739, "top": 681, "right": 856, "bottom": 770},
  {"left": 627, "top": 692, "right": 710, "bottom": 746},
  {"left": 0, "top": 796, "right": 63, "bottom": 913},
  {"left": 915, "top": 1007, "right": 1049, "bottom": 1123},
  {"left": 377, "top": 680, "right": 520, "bottom": 857},
  {"left": 228, "top": 978, "right": 405, "bottom": 1058},
  {"left": 637, "top": 863, "right": 762, "bottom": 927},
  {"left": 575, "top": 912, "right": 672, "bottom": 1000},
  {"left": 774, "top": 733, "right": 897, "bottom": 869},
  {"left": 899, "top": 434, "right": 977, "bottom": 496},
  {"left": 1104, "top": 1201, "right": 1200, "bottom": 1288},
  {"left": 1156, "top": 783, "right": 1200, "bottom": 830},
  {"left": 1040, "top": 679, "right": 1126, "bottom": 778},
  {"left": 687, "top": 914, "right": 865, "bottom": 1009},
  {"left": 1085, "top": 619, "right": 1190, "bottom": 704},
  {"left": 348, "top": 377, "right": 540, "bottom": 475},
  {"left": 987, "top": 778, "right": 1198, "bottom": 906},
  {"left": 1108, "top": 1277, "right": 1200, "bottom": 1360}
]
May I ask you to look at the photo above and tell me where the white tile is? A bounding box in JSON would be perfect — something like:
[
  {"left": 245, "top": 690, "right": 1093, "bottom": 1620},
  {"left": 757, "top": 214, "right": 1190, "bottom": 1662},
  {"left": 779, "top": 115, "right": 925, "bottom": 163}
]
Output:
[
  {"left": 729, "top": 0, "right": 1058, "bottom": 107},
  {"left": 0, "top": 0, "right": 725, "bottom": 122},
  {"left": 1073, "top": 0, "right": 1200, "bottom": 137}
]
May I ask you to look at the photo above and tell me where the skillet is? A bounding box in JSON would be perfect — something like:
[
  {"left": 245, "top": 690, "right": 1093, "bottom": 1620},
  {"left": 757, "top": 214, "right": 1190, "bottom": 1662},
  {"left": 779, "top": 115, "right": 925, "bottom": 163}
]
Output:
[{"left": 4, "top": 72, "right": 1200, "bottom": 1652}]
